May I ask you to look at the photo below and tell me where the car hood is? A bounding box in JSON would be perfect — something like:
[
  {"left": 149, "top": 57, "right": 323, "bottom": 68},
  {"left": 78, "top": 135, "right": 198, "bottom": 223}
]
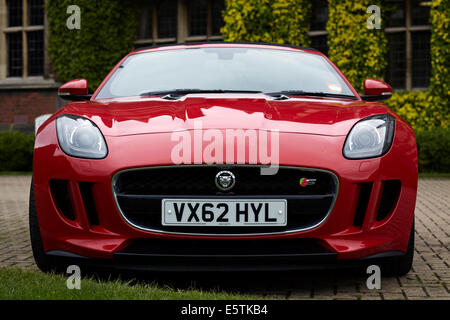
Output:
[{"left": 58, "top": 94, "right": 391, "bottom": 137}]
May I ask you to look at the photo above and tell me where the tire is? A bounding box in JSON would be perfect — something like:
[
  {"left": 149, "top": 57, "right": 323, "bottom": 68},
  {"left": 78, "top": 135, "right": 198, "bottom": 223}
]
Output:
[
  {"left": 383, "top": 219, "right": 415, "bottom": 277},
  {"left": 29, "top": 179, "right": 58, "bottom": 272}
]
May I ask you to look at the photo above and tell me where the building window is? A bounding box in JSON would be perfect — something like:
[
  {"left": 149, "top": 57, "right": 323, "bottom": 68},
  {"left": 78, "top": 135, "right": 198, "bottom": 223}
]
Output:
[
  {"left": 308, "top": 0, "right": 328, "bottom": 55},
  {"left": 137, "top": 5, "right": 153, "bottom": 41},
  {"left": 211, "top": 0, "right": 224, "bottom": 36},
  {"left": 136, "top": 0, "right": 224, "bottom": 48},
  {"left": 188, "top": 0, "right": 208, "bottom": 36},
  {"left": 157, "top": 0, "right": 177, "bottom": 39},
  {"left": 0, "top": 0, "right": 45, "bottom": 79},
  {"left": 385, "top": 32, "right": 407, "bottom": 89},
  {"left": 385, "top": 0, "right": 431, "bottom": 90},
  {"left": 137, "top": 0, "right": 177, "bottom": 46},
  {"left": 186, "top": 0, "right": 224, "bottom": 41},
  {"left": 134, "top": 1, "right": 432, "bottom": 91},
  {"left": 411, "top": 31, "right": 431, "bottom": 88}
]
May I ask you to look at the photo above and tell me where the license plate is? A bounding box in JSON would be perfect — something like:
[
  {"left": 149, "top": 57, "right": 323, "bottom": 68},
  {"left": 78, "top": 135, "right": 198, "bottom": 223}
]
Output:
[{"left": 162, "top": 199, "right": 287, "bottom": 226}]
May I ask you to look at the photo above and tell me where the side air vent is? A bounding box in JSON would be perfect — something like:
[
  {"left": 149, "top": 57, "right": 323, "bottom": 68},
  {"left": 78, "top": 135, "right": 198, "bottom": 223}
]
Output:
[
  {"left": 376, "top": 180, "right": 401, "bottom": 221},
  {"left": 79, "top": 182, "right": 99, "bottom": 226},
  {"left": 353, "top": 182, "right": 373, "bottom": 227},
  {"left": 49, "top": 179, "right": 75, "bottom": 221}
]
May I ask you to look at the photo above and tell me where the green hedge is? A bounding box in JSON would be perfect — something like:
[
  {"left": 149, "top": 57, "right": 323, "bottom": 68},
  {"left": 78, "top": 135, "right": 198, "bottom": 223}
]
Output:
[
  {"left": 0, "top": 131, "right": 35, "bottom": 172},
  {"left": 1, "top": 128, "right": 448, "bottom": 173},
  {"left": 221, "top": 0, "right": 311, "bottom": 46},
  {"left": 46, "top": 0, "right": 140, "bottom": 91},
  {"left": 416, "top": 128, "right": 450, "bottom": 173}
]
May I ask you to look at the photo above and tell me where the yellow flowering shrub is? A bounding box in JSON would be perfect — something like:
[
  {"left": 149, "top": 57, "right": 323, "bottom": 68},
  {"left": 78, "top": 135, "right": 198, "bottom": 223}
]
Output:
[
  {"left": 326, "top": 0, "right": 388, "bottom": 93},
  {"left": 387, "top": 0, "right": 449, "bottom": 131},
  {"left": 220, "top": 0, "right": 449, "bottom": 130},
  {"left": 386, "top": 92, "right": 449, "bottom": 130},
  {"left": 221, "top": 0, "right": 311, "bottom": 46},
  {"left": 430, "top": 0, "right": 450, "bottom": 100}
]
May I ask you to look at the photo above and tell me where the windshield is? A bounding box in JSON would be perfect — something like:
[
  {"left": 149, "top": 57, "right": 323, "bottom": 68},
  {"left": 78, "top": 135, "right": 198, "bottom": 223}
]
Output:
[{"left": 95, "top": 47, "right": 356, "bottom": 99}]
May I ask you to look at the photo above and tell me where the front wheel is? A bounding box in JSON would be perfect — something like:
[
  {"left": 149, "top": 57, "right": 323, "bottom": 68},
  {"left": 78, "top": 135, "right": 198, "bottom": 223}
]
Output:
[
  {"left": 29, "top": 180, "right": 58, "bottom": 272},
  {"left": 383, "top": 220, "right": 415, "bottom": 276}
]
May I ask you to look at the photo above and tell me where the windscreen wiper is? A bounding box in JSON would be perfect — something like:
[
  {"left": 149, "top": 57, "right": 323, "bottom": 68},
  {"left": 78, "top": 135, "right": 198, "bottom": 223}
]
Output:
[
  {"left": 266, "top": 90, "right": 357, "bottom": 100},
  {"left": 140, "top": 89, "right": 263, "bottom": 99}
]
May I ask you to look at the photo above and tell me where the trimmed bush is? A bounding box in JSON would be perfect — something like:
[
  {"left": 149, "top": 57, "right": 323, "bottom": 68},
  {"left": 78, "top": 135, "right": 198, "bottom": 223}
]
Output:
[
  {"left": 46, "top": 0, "right": 140, "bottom": 92},
  {"left": 416, "top": 128, "right": 450, "bottom": 173},
  {"left": 0, "top": 131, "right": 35, "bottom": 172},
  {"left": 0, "top": 127, "right": 448, "bottom": 173}
]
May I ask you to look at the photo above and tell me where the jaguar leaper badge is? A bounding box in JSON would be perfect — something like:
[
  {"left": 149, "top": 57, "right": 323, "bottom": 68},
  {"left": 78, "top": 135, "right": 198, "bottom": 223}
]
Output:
[{"left": 215, "top": 171, "right": 236, "bottom": 191}]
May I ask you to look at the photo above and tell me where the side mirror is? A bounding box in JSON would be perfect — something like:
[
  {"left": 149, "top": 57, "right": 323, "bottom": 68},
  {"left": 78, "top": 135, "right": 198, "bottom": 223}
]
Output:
[
  {"left": 360, "top": 78, "right": 392, "bottom": 101},
  {"left": 58, "top": 79, "right": 92, "bottom": 101}
]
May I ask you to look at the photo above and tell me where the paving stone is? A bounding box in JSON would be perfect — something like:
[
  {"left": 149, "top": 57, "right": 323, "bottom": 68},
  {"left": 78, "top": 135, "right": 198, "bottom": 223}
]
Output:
[
  {"left": 288, "top": 291, "right": 313, "bottom": 299},
  {"left": 359, "top": 293, "right": 383, "bottom": 300},
  {"left": 382, "top": 293, "right": 406, "bottom": 300},
  {"left": 424, "top": 286, "right": 449, "bottom": 297},
  {"left": 402, "top": 286, "right": 428, "bottom": 298}
]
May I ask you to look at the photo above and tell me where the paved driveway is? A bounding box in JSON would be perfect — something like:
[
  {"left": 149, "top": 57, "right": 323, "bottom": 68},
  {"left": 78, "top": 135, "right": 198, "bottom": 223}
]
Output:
[{"left": 0, "top": 175, "right": 448, "bottom": 300}]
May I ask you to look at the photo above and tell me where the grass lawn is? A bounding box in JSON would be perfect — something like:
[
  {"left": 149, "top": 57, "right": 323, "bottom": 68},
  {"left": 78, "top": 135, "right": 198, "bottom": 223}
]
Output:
[
  {"left": 0, "top": 171, "right": 32, "bottom": 175},
  {"left": 418, "top": 172, "right": 450, "bottom": 178},
  {"left": 0, "top": 267, "right": 256, "bottom": 300}
]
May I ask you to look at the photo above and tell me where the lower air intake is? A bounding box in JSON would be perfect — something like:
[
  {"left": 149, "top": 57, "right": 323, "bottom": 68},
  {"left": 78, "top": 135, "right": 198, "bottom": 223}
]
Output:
[
  {"left": 376, "top": 180, "right": 401, "bottom": 221},
  {"left": 49, "top": 179, "right": 75, "bottom": 221}
]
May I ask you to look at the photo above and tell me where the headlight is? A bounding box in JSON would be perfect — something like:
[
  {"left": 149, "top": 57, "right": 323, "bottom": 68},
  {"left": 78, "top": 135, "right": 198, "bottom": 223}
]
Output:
[
  {"left": 56, "top": 114, "right": 108, "bottom": 159},
  {"left": 343, "top": 114, "right": 395, "bottom": 159}
]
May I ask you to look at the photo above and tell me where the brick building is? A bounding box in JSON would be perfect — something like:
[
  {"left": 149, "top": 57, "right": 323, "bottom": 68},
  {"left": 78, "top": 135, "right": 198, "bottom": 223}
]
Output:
[{"left": 0, "top": 0, "right": 432, "bottom": 132}]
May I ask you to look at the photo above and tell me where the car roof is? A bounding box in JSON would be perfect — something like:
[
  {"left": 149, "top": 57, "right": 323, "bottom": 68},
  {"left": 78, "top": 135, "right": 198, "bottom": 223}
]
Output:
[{"left": 131, "top": 41, "right": 322, "bottom": 56}]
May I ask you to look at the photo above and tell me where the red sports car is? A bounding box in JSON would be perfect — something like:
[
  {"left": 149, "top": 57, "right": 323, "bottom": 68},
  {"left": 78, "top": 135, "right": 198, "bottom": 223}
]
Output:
[{"left": 30, "top": 43, "right": 417, "bottom": 276}]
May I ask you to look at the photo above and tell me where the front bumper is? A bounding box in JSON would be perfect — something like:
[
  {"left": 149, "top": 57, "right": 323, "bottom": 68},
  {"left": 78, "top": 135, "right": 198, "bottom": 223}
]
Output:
[
  {"left": 45, "top": 240, "right": 408, "bottom": 272},
  {"left": 33, "top": 120, "right": 418, "bottom": 268}
]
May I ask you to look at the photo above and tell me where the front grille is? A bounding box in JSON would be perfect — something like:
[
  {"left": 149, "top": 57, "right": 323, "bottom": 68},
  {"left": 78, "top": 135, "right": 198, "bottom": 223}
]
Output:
[
  {"left": 112, "top": 238, "right": 338, "bottom": 271},
  {"left": 113, "top": 165, "right": 338, "bottom": 235}
]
